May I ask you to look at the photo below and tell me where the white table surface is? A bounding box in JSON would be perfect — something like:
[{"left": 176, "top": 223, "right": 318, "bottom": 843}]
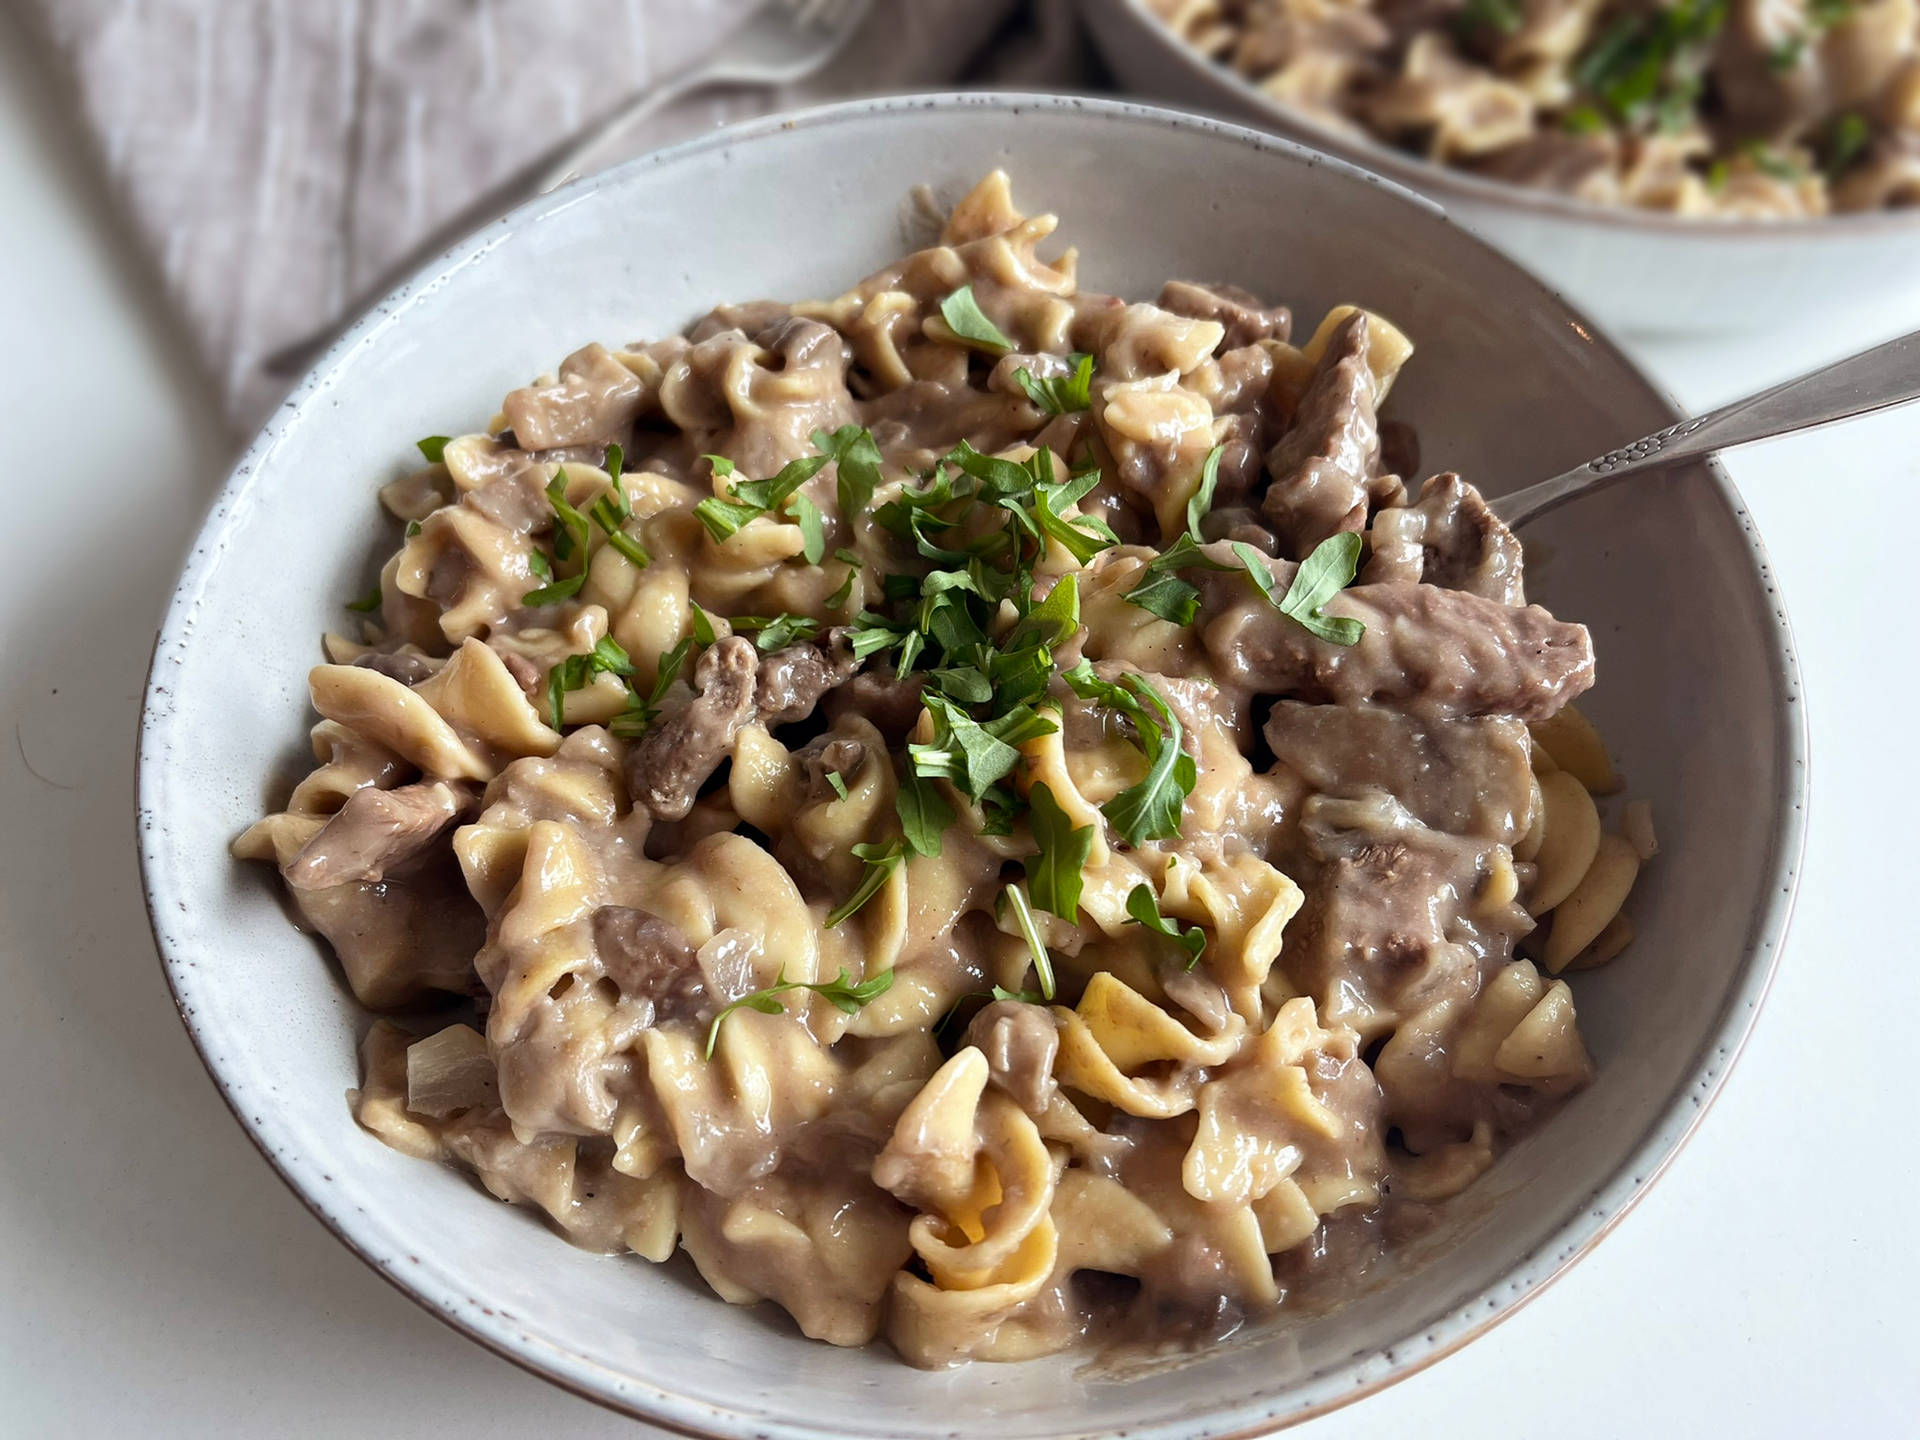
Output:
[{"left": 4, "top": 16, "right": 1917, "bottom": 1439}]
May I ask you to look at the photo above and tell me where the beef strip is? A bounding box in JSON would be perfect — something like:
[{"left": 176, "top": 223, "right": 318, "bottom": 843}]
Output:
[
  {"left": 284, "top": 780, "right": 480, "bottom": 889},
  {"left": 625, "top": 637, "right": 759, "bottom": 821},
  {"left": 1158, "top": 280, "right": 1293, "bottom": 349},
  {"left": 823, "top": 671, "right": 928, "bottom": 743},
  {"left": 1364, "top": 472, "right": 1526, "bottom": 606},
  {"left": 1285, "top": 792, "right": 1517, "bottom": 1034},
  {"left": 963, "top": 1001, "right": 1060, "bottom": 1116},
  {"left": 625, "top": 633, "right": 866, "bottom": 819},
  {"left": 1261, "top": 312, "right": 1381, "bottom": 556},
  {"left": 501, "top": 343, "right": 647, "bottom": 450},
  {"left": 1264, "top": 701, "right": 1532, "bottom": 844},
  {"left": 754, "top": 628, "right": 861, "bottom": 727},
  {"left": 1199, "top": 548, "right": 1593, "bottom": 723},
  {"left": 350, "top": 648, "right": 441, "bottom": 686},
  {"left": 590, "top": 906, "right": 707, "bottom": 1025}
]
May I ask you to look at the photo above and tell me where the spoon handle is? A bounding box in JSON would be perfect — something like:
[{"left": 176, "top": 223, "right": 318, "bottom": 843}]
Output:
[{"left": 1493, "top": 329, "right": 1920, "bottom": 529}]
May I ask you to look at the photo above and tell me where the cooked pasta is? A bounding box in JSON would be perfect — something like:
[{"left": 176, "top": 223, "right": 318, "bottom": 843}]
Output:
[
  {"left": 236, "top": 171, "right": 1651, "bottom": 1367},
  {"left": 1146, "top": 0, "right": 1920, "bottom": 217}
]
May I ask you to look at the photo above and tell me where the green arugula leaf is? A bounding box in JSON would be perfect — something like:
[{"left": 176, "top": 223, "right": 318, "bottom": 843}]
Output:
[
  {"left": 545, "top": 635, "right": 636, "bottom": 729},
  {"left": 1125, "top": 883, "right": 1208, "bottom": 969},
  {"left": 1264, "top": 533, "right": 1365, "bottom": 646},
  {"left": 1124, "top": 533, "right": 1233, "bottom": 625},
  {"left": 704, "top": 965, "right": 894, "bottom": 1058},
  {"left": 607, "top": 636, "right": 695, "bottom": 739},
  {"left": 415, "top": 435, "right": 450, "bottom": 464},
  {"left": 939, "top": 283, "right": 1015, "bottom": 351},
  {"left": 528, "top": 547, "right": 553, "bottom": 582},
  {"left": 522, "top": 573, "right": 588, "bottom": 607},
  {"left": 790, "top": 492, "right": 826, "bottom": 565},
  {"left": 1026, "top": 782, "right": 1092, "bottom": 922},
  {"left": 812, "top": 425, "right": 885, "bottom": 518},
  {"left": 1063, "top": 665, "right": 1196, "bottom": 847},
  {"left": 910, "top": 695, "right": 1024, "bottom": 797},
  {"left": 1013, "top": 352, "right": 1094, "bottom": 415},
  {"left": 826, "top": 840, "right": 906, "bottom": 927},
  {"left": 1000, "top": 882, "right": 1057, "bottom": 1001},
  {"left": 689, "top": 605, "right": 717, "bottom": 647},
  {"left": 826, "top": 548, "right": 861, "bottom": 608},
  {"left": 1187, "top": 444, "right": 1225, "bottom": 541},
  {"left": 730, "top": 613, "right": 822, "bottom": 652},
  {"left": 896, "top": 770, "right": 956, "bottom": 859}
]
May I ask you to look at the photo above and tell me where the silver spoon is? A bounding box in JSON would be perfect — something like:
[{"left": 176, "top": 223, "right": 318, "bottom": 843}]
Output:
[{"left": 1492, "top": 329, "right": 1920, "bottom": 529}]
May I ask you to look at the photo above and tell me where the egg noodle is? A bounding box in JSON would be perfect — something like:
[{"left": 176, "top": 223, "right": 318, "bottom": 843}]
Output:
[{"left": 237, "top": 173, "right": 1652, "bottom": 1366}]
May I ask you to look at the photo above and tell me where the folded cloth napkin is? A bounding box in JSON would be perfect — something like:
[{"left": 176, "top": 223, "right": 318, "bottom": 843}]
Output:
[{"left": 21, "top": 0, "right": 1094, "bottom": 429}]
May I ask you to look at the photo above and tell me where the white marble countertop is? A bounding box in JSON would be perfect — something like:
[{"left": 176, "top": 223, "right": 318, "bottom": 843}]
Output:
[{"left": 4, "top": 16, "right": 1917, "bottom": 1438}]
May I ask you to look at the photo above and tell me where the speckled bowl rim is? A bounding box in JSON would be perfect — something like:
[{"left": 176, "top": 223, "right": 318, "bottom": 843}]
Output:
[
  {"left": 1083, "top": 0, "right": 1920, "bottom": 240},
  {"left": 135, "top": 92, "right": 1807, "bottom": 1440}
]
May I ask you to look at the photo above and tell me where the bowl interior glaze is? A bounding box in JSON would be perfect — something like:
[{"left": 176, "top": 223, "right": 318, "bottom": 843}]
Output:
[{"left": 137, "top": 95, "right": 1802, "bottom": 1440}]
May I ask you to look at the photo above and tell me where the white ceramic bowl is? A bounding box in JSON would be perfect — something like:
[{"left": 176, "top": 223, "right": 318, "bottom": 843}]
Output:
[
  {"left": 1080, "top": 0, "right": 1920, "bottom": 335},
  {"left": 137, "top": 94, "right": 1804, "bottom": 1438}
]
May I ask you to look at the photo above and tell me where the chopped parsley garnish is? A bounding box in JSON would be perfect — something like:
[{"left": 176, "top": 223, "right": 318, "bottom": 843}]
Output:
[
  {"left": 939, "top": 283, "right": 1015, "bottom": 351},
  {"left": 689, "top": 605, "right": 717, "bottom": 646},
  {"left": 826, "top": 770, "right": 850, "bottom": 801},
  {"left": 1571, "top": 0, "right": 1726, "bottom": 127},
  {"left": 1124, "top": 533, "right": 1234, "bottom": 625},
  {"left": 1061, "top": 663, "right": 1197, "bottom": 847},
  {"left": 525, "top": 468, "right": 594, "bottom": 605},
  {"left": 1014, "top": 352, "right": 1094, "bottom": 414},
  {"left": 1743, "top": 140, "right": 1803, "bottom": 182},
  {"left": 405, "top": 519, "right": 422, "bottom": 539},
  {"left": 909, "top": 694, "right": 1056, "bottom": 799},
  {"left": 1454, "top": 0, "right": 1523, "bottom": 38},
  {"left": 729, "top": 613, "right": 822, "bottom": 651},
  {"left": 826, "top": 840, "right": 906, "bottom": 926},
  {"left": 1026, "top": 781, "right": 1092, "bottom": 922},
  {"left": 1186, "top": 443, "right": 1225, "bottom": 540},
  {"left": 345, "top": 582, "right": 384, "bottom": 613},
  {"left": 415, "top": 435, "right": 450, "bottom": 464},
  {"left": 607, "top": 636, "right": 695, "bottom": 739},
  {"left": 1238, "top": 533, "right": 1365, "bottom": 646},
  {"left": 704, "top": 965, "right": 894, "bottom": 1058},
  {"left": 1001, "top": 882, "right": 1058, "bottom": 1000},
  {"left": 1822, "top": 111, "right": 1871, "bottom": 177},
  {"left": 791, "top": 492, "right": 826, "bottom": 564},
  {"left": 694, "top": 449, "right": 833, "bottom": 542},
  {"left": 587, "top": 444, "right": 650, "bottom": 569},
  {"left": 813, "top": 424, "right": 884, "bottom": 518},
  {"left": 1125, "top": 883, "right": 1208, "bottom": 970},
  {"left": 1561, "top": 104, "right": 1609, "bottom": 135},
  {"left": 546, "top": 634, "right": 637, "bottom": 731}
]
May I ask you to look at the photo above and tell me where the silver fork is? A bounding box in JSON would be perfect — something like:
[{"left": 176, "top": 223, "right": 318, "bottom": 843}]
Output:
[
  {"left": 1493, "top": 329, "right": 1920, "bottom": 528},
  {"left": 262, "top": 0, "right": 873, "bottom": 378}
]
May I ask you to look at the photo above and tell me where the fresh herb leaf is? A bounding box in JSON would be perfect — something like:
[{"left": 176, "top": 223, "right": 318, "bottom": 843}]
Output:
[
  {"left": 689, "top": 605, "right": 717, "bottom": 647},
  {"left": 545, "top": 635, "right": 636, "bottom": 729},
  {"left": 416, "top": 435, "right": 450, "bottom": 464},
  {"left": 826, "top": 548, "right": 861, "bottom": 608},
  {"left": 1254, "top": 534, "right": 1365, "bottom": 646},
  {"left": 1099, "top": 677, "right": 1196, "bottom": 846},
  {"left": 695, "top": 449, "right": 833, "bottom": 543},
  {"left": 1125, "top": 883, "right": 1208, "bottom": 969},
  {"left": 1744, "top": 142, "right": 1802, "bottom": 181},
  {"left": 694, "top": 494, "right": 766, "bottom": 541},
  {"left": 1823, "top": 111, "right": 1871, "bottom": 177},
  {"left": 345, "top": 582, "right": 384, "bottom": 613},
  {"left": 607, "top": 636, "right": 695, "bottom": 739},
  {"left": 1026, "top": 782, "right": 1092, "bottom": 922},
  {"left": 731, "top": 613, "right": 822, "bottom": 652},
  {"left": 826, "top": 770, "right": 850, "bottom": 801},
  {"left": 1001, "top": 882, "right": 1057, "bottom": 1000},
  {"left": 604, "top": 442, "right": 624, "bottom": 485},
  {"left": 812, "top": 425, "right": 885, "bottom": 518},
  {"left": 1013, "top": 352, "right": 1094, "bottom": 415},
  {"left": 1561, "top": 103, "right": 1608, "bottom": 135},
  {"left": 939, "top": 283, "right": 1015, "bottom": 351},
  {"left": 791, "top": 492, "right": 826, "bottom": 565},
  {"left": 522, "top": 573, "right": 588, "bottom": 607},
  {"left": 1454, "top": 0, "right": 1523, "bottom": 35},
  {"left": 704, "top": 966, "right": 894, "bottom": 1058},
  {"left": 1186, "top": 444, "right": 1224, "bottom": 541},
  {"left": 896, "top": 770, "right": 956, "bottom": 859},
  {"left": 404, "top": 519, "right": 423, "bottom": 539},
  {"left": 910, "top": 695, "right": 1025, "bottom": 797},
  {"left": 826, "top": 840, "right": 906, "bottom": 926},
  {"left": 528, "top": 548, "right": 553, "bottom": 582},
  {"left": 1124, "top": 533, "right": 1234, "bottom": 625},
  {"left": 1032, "top": 468, "right": 1120, "bottom": 564}
]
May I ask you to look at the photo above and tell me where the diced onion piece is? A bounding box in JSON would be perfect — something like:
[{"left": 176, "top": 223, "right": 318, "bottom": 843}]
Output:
[{"left": 406, "top": 1024, "right": 497, "bottom": 1118}]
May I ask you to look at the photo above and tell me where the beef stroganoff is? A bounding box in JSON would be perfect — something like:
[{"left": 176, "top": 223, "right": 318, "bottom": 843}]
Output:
[
  {"left": 236, "top": 172, "right": 1652, "bottom": 1367},
  {"left": 1148, "top": 0, "right": 1920, "bottom": 216}
]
